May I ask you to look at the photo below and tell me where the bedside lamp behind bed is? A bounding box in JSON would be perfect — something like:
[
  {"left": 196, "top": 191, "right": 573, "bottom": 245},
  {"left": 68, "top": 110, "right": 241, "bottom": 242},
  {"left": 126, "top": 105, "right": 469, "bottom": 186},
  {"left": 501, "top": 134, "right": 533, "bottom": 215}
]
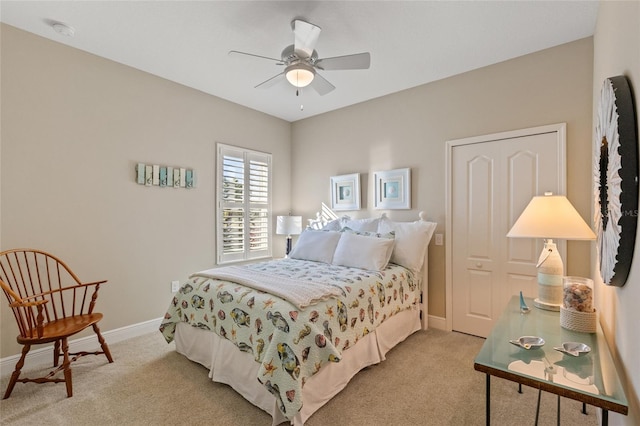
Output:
[{"left": 276, "top": 215, "right": 302, "bottom": 257}]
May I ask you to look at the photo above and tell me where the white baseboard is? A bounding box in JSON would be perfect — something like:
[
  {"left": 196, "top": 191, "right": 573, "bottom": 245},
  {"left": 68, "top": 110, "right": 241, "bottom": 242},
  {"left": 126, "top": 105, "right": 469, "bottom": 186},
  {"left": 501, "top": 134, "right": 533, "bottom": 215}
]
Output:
[
  {"left": 428, "top": 314, "right": 446, "bottom": 330},
  {"left": 2, "top": 315, "right": 447, "bottom": 376},
  {"left": 0, "top": 317, "right": 163, "bottom": 376}
]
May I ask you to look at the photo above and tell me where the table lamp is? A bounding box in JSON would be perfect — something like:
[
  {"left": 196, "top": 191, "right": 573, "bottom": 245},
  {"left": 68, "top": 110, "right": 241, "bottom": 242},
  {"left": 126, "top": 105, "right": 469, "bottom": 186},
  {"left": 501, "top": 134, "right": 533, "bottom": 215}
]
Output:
[
  {"left": 276, "top": 215, "right": 302, "bottom": 257},
  {"left": 507, "top": 193, "right": 596, "bottom": 310}
]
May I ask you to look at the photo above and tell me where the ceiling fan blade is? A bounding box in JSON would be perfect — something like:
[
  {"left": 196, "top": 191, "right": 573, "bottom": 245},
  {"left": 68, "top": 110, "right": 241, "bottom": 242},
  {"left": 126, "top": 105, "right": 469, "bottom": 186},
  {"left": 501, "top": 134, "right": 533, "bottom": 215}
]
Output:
[
  {"left": 229, "top": 50, "right": 284, "bottom": 64},
  {"left": 255, "top": 72, "right": 285, "bottom": 89},
  {"left": 292, "top": 20, "right": 321, "bottom": 59},
  {"left": 315, "top": 52, "right": 371, "bottom": 70},
  {"left": 310, "top": 73, "right": 335, "bottom": 96}
]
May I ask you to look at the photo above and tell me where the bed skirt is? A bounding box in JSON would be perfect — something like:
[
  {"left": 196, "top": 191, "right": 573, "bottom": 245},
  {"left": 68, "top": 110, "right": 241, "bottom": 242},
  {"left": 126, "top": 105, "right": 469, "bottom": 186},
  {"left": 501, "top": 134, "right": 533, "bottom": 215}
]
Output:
[{"left": 174, "top": 307, "right": 421, "bottom": 425}]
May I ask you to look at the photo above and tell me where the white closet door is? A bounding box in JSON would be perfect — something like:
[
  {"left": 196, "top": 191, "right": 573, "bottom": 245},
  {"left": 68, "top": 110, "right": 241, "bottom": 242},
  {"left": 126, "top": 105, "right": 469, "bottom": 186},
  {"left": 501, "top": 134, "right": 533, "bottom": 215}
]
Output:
[{"left": 449, "top": 125, "right": 565, "bottom": 337}]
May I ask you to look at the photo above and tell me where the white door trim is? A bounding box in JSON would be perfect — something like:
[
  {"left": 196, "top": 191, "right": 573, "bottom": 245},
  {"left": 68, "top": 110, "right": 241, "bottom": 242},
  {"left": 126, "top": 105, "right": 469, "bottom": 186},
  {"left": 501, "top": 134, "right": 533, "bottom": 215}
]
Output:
[{"left": 444, "top": 123, "right": 567, "bottom": 332}]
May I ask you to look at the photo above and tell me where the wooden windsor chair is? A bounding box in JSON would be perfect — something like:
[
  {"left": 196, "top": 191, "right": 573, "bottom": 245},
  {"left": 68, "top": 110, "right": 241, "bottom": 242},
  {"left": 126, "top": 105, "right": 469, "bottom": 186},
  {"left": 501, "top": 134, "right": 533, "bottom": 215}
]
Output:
[{"left": 0, "top": 249, "right": 113, "bottom": 399}]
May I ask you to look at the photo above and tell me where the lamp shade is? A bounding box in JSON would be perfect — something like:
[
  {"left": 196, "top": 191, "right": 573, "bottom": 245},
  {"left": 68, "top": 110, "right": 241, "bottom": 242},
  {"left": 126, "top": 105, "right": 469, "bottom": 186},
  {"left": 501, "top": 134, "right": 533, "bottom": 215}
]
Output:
[
  {"left": 285, "top": 63, "right": 315, "bottom": 88},
  {"left": 276, "top": 216, "right": 302, "bottom": 235},
  {"left": 507, "top": 194, "right": 596, "bottom": 240}
]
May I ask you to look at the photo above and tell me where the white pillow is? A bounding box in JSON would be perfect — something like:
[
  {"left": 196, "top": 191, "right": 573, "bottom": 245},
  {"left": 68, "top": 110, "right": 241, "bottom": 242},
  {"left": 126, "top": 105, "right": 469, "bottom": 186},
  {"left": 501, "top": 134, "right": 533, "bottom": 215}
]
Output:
[
  {"left": 320, "top": 217, "right": 346, "bottom": 231},
  {"left": 341, "top": 226, "right": 395, "bottom": 240},
  {"left": 341, "top": 217, "right": 380, "bottom": 233},
  {"left": 378, "top": 217, "right": 437, "bottom": 273},
  {"left": 332, "top": 231, "right": 395, "bottom": 271},
  {"left": 289, "top": 230, "right": 341, "bottom": 263}
]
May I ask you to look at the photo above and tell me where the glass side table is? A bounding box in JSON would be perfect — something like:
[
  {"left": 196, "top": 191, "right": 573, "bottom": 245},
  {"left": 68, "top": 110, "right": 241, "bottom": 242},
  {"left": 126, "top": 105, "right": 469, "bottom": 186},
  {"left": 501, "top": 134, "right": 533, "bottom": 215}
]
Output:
[{"left": 474, "top": 295, "right": 627, "bottom": 425}]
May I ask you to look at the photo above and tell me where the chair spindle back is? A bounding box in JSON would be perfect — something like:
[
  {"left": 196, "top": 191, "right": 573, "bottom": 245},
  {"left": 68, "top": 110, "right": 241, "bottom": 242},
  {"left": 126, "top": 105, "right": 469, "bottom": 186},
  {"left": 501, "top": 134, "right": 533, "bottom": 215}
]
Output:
[{"left": 0, "top": 249, "right": 102, "bottom": 339}]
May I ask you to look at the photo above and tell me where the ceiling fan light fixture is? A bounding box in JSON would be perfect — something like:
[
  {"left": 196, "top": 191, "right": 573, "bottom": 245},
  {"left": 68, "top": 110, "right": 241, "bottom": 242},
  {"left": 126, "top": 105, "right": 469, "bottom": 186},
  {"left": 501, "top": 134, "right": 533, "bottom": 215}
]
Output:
[{"left": 285, "top": 63, "right": 315, "bottom": 88}]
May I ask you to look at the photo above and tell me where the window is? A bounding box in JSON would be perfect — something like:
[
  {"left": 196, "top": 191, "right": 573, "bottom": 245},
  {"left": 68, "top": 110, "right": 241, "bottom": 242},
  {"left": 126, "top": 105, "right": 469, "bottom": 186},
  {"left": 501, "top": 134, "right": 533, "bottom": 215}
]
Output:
[{"left": 217, "top": 143, "right": 272, "bottom": 264}]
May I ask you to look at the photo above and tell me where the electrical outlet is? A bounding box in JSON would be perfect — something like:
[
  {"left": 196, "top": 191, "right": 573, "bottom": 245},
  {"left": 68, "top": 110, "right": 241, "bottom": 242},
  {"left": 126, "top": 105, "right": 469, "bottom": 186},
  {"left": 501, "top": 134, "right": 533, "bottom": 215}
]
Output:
[
  {"left": 435, "top": 234, "right": 444, "bottom": 246},
  {"left": 171, "top": 280, "right": 180, "bottom": 293}
]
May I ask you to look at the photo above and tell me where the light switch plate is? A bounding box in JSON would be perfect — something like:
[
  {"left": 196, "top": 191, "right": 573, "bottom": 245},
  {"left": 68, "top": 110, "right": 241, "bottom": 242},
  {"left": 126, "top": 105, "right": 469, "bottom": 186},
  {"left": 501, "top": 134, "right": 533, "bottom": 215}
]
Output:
[
  {"left": 171, "top": 280, "right": 180, "bottom": 293},
  {"left": 435, "top": 234, "right": 444, "bottom": 246}
]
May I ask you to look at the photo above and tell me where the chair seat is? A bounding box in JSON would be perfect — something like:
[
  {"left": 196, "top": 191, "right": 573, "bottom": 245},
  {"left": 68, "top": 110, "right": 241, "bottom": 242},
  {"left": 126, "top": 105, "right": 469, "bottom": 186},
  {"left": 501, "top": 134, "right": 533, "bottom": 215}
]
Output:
[{"left": 17, "top": 313, "right": 104, "bottom": 345}]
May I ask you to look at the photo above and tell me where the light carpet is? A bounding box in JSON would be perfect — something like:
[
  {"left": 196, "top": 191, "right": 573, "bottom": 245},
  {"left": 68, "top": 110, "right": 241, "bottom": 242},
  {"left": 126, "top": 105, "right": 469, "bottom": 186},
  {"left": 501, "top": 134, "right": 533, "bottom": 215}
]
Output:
[{"left": 0, "top": 329, "right": 598, "bottom": 425}]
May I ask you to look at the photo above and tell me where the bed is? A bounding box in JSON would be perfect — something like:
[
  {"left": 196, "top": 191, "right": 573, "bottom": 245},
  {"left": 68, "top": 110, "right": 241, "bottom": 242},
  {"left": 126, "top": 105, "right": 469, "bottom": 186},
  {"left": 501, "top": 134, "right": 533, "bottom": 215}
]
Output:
[{"left": 160, "top": 212, "right": 436, "bottom": 425}]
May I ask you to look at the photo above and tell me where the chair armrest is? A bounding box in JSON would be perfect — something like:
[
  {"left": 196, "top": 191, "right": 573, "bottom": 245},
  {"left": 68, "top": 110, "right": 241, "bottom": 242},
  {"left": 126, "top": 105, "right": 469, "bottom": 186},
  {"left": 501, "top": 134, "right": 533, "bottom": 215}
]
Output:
[
  {"left": 9, "top": 299, "right": 48, "bottom": 309},
  {"left": 79, "top": 280, "right": 108, "bottom": 287},
  {"left": 18, "top": 279, "right": 108, "bottom": 316},
  {"left": 82, "top": 280, "right": 108, "bottom": 313},
  {"left": 9, "top": 299, "right": 48, "bottom": 338},
  {"left": 20, "top": 280, "right": 108, "bottom": 301}
]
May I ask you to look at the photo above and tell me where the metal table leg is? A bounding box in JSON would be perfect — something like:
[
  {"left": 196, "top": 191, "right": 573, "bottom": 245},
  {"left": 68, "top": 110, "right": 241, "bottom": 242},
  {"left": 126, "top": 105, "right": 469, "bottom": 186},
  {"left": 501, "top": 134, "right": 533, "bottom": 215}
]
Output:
[
  {"left": 486, "top": 374, "right": 490, "bottom": 426},
  {"left": 535, "top": 388, "right": 542, "bottom": 425}
]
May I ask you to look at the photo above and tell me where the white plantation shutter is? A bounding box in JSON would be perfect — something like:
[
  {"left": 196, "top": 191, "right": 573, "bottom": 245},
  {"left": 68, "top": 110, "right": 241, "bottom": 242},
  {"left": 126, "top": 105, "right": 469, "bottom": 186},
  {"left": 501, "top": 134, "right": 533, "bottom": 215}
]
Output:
[{"left": 217, "top": 144, "right": 272, "bottom": 263}]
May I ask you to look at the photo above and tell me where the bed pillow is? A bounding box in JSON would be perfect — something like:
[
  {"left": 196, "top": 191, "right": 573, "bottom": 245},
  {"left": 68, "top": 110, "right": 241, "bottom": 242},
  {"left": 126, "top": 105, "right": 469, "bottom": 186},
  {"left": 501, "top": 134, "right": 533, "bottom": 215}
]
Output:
[
  {"left": 341, "top": 216, "right": 380, "bottom": 233},
  {"left": 320, "top": 216, "right": 347, "bottom": 231},
  {"left": 340, "top": 227, "right": 395, "bottom": 240},
  {"left": 289, "top": 230, "right": 342, "bottom": 263},
  {"left": 332, "top": 231, "right": 395, "bottom": 271},
  {"left": 378, "top": 216, "right": 437, "bottom": 273}
]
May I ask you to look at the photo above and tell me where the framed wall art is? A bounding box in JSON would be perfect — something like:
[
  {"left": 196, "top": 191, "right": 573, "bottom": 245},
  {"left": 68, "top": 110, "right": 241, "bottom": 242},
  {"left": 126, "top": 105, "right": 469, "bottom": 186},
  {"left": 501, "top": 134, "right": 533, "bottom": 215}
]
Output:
[
  {"left": 135, "top": 163, "right": 195, "bottom": 189},
  {"left": 594, "top": 75, "right": 638, "bottom": 287},
  {"left": 330, "top": 173, "right": 361, "bottom": 211},
  {"left": 374, "top": 168, "right": 411, "bottom": 209}
]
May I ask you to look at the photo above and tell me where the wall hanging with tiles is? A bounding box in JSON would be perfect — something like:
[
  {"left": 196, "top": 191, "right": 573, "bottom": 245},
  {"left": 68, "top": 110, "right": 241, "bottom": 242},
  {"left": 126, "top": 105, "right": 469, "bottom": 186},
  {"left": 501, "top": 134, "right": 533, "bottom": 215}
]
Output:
[{"left": 135, "top": 163, "right": 195, "bottom": 188}]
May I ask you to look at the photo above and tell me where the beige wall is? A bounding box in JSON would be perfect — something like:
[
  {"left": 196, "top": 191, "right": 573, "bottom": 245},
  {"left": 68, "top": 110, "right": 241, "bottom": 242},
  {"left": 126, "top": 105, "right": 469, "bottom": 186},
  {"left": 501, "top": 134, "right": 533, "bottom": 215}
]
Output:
[
  {"left": 0, "top": 24, "right": 292, "bottom": 358},
  {"left": 593, "top": 1, "right": 640, "bottom": 424},
  {"left": 2, "top": 6, "right": 637, "bottom": 418},
  {"left": 291, "top": 38, "right": 594, "bottom": 319}
]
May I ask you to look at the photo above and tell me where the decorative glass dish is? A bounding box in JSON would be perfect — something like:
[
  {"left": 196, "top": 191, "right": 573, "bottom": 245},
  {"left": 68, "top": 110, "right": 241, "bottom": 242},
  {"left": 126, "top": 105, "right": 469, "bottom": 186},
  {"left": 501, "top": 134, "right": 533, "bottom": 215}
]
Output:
[
  {"left": 554, "top": 342, "right": 591, "bottom": 357},
  {"left": 509, "top": 336, "right": 545, "bottom": 350}
]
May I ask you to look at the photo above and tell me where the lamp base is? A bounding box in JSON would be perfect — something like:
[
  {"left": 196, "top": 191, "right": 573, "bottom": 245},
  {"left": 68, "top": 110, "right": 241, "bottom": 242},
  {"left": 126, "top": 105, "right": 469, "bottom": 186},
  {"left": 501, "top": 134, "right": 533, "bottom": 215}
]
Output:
[
  {"left": 285, "top": 235, "right": 292, "bottom": 257},
  {"left": 533, "top": 298, "right": 561, "bottom": 311},
  {"left": 535, "top": 239, "right": 563, "bottom": 311}
]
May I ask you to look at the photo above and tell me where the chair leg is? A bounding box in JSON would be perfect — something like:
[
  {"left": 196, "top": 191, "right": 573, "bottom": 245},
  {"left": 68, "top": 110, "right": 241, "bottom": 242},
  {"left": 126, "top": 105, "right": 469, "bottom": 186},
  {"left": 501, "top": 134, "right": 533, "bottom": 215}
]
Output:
[
  {"left": 3, "top": 344, "right": 31, "bottom": 399},
  {"left": 53, "top": 339, "right": 61, "bottom": 367},
  {"left": 61, "top": 337, "right": 73, "bottom": 397},
  {"left": 92, "top": 323, "right": 113, "bottom": 363}
]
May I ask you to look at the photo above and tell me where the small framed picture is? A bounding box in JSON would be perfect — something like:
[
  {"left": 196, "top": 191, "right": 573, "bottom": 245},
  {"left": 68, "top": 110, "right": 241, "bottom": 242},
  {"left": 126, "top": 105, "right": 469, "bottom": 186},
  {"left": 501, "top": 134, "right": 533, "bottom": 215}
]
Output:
[
  {"left": 145, "top": 165, "right": 153, "bottom": 186},
  {"left": 330, "top": 173, "right": 361, "bottom": 211},
  {"left": 136, "top": 163, "right": 146, "bottom": 185},
  {"left": 185, "top": 169, "right": 194, "bottom": 188},
  {"left": 159, "top": 167, "right": 168, "bottom": 187},
  {"left": 374, "top": 168, "right": 410, "bottom": 209}
]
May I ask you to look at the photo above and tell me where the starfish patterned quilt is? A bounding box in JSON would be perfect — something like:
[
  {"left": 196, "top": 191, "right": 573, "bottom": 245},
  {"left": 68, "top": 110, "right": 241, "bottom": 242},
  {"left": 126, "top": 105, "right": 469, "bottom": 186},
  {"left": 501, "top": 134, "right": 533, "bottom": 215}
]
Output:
[{"left": 159, "top": 258, "right": 419, "bottom": 422}]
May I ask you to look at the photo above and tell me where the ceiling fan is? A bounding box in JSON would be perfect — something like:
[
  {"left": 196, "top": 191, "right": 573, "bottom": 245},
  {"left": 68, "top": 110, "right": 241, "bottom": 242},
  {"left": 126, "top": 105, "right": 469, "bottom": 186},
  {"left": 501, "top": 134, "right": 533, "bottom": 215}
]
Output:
[{"left": 229, "top": 19, "right": 370, "bottom": 96}]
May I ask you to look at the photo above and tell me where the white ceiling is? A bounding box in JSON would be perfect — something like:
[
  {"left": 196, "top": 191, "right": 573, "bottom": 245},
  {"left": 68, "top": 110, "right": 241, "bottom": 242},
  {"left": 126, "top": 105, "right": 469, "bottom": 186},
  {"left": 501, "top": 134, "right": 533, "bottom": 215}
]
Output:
[{"left": 0, "top": 1, "right": 599, "bottom": 122}]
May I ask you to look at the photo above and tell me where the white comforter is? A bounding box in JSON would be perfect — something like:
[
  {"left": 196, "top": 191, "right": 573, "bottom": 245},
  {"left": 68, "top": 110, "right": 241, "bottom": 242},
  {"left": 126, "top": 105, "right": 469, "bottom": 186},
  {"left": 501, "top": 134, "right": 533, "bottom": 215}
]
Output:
[{"left": 192, "top": 263, "right": 345, "bottom": 309}]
